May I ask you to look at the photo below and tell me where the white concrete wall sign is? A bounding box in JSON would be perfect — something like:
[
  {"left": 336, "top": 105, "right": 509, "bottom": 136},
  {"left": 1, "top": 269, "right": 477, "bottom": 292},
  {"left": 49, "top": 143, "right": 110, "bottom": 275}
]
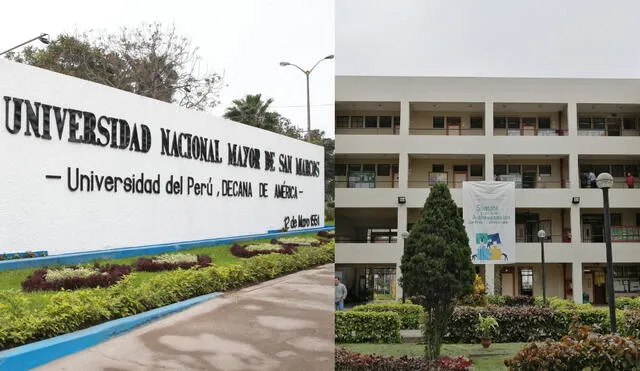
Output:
[{"left": 0, "top": 60, "right": 324, "bottom": 255}]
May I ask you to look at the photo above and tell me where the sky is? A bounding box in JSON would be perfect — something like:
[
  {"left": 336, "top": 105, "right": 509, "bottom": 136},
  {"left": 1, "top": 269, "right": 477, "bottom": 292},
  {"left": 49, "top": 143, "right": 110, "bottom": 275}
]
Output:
[
  {"left": 336, "top": 0, "right": 640, "bottom": 78},
  {"left": 0, "top": 0, "right": 335, "bottom": 136}
]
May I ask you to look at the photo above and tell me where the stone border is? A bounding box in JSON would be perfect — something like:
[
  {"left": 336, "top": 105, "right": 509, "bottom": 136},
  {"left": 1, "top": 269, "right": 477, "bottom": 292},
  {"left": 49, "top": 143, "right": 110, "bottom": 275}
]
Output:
[{"left": 0, "top": 292, "right": 223, "bottom": 371}]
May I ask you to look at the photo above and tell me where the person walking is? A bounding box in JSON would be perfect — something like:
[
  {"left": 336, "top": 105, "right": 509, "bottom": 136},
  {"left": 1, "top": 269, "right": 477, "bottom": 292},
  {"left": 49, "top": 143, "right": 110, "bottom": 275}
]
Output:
[
  {"left": 335, "top": 276, "right": 347, "bottom": 311},
  {"left": 626, "top": 173, "right": 635, "bottom": 189}
]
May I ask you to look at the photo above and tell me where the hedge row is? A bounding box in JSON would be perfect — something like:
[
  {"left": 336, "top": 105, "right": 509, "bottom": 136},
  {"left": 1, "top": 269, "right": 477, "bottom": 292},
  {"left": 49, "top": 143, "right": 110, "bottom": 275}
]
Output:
[
  {"left": 335, "top": 348, "right": 473, "bottom": 371},
  {"left": 351, "top": 302, "right": 423, "bottom": 329},
  {"left": 335, "top": 311, "right": 401, "bottom": 344},
  {"left": 0, "top": 243, "right": 334, "bottom": 350}
]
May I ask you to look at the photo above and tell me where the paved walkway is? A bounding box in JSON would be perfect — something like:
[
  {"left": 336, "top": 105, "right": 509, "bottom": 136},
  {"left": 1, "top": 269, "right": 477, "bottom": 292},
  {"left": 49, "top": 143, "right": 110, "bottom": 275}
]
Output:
[{"left": 36, "top": 264, "right": 335, "bottom": 371}]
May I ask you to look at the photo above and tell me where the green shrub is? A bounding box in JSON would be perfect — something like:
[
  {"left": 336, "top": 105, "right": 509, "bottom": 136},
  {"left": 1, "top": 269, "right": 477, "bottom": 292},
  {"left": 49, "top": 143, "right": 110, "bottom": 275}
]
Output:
[
  {"left": 486, "top": 295, "right": 506, "bottom": 306},
  {"left": 351, "top": 302, "right": 423, "bottom": 329},
  {"left": 616, "top": 296, "right": 640, "bottom": 310},
  {"left": 621, "top": 310, "right": 640, "bottom": 338},
  {"left": 504, "top": 328, "right": 640, "bottom": 370},
  {"left": 335, "top": 311, "right": 401, "bottom": 343},
  {"left": 457, "top": 293, "right": 488, "bottom": 307},
  {"left": 0, "top": 242, "right": 334, "bottom": 351}
]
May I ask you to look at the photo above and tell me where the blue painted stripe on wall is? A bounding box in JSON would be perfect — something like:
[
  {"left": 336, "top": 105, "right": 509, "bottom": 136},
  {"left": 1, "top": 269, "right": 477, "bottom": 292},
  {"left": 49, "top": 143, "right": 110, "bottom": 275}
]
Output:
[
  {"left": 0, "top": 226, "right": 335, "bottom": 272},
  {"left": 0, "top": 292, "right": 223, "bottom": 371}
]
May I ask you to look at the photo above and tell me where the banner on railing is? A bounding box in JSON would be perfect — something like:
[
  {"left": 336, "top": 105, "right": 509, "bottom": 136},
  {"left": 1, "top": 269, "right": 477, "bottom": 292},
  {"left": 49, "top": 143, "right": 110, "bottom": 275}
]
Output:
[{"left": 463, "top": 181, "right": 516, "bottom": 264}]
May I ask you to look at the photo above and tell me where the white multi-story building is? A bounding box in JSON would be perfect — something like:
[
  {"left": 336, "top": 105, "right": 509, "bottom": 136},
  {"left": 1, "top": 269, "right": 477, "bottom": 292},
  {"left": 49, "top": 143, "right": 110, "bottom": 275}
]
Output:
[{"left": 334, "top": 76, "right": 640, "bottom": 304}]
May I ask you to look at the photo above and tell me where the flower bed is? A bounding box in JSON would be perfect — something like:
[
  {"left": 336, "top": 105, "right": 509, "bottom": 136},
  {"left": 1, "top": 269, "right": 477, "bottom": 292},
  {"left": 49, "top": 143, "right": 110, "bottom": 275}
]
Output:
[
  {"left": 230, "top": 242, "right": 297, "bottom": 258},
  {"left": 21, "top": 264, "right": 131, "bottom": 292},
  {"left": 317, "top": 231, "right": 335, "bottom": 239},
  {"left": 272, "top": 236, "right": 326, "bottom": 246},
  {"left": 335, "top": 348, "right": 472, "bottom": 371},
  {"left": 134, "top": 253, "right": 211, "bottom": 272},
  {"left": 0, "top": 242, "right": 334, "bottom": 350}
]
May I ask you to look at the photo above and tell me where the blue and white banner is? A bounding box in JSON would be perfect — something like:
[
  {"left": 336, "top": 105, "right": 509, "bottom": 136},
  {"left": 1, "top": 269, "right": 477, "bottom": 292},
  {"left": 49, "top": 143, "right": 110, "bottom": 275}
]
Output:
[{"left": 463, "top": 181, "right": 515, "bottom": 265}]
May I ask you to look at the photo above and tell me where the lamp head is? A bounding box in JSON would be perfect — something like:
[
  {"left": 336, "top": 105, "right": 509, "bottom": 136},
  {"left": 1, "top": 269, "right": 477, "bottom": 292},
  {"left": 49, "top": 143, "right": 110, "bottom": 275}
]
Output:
[
  {"left": 279, "top": 61, "right": 290, "bottom": 67},
  {"left": 401, "top": 231, "right": 410, "bottom": 239},
  {"left": 325, "top": 54, "right": 335, "bottom": 60},
  {"left": 537, "top": 230, "right": 546, "bottom": 239},
  {"left": 596, "top": 172, "right": 614, "bottom": 189},
  {"left": 38, "top": 33, "right": 50, "bottom": 45}
]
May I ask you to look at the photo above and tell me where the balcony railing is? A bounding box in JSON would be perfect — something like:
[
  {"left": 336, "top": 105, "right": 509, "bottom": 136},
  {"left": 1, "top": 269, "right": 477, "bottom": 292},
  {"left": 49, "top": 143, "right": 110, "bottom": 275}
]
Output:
[
  {"left": 408, "top": 127, "right": 484, "bottom": 136},
  {"left": 336, "top": 236, "right": 398, "bottom": 243},
  {"left": 516, "top": 234, "right": 566, "bottom": 243},
  {"left": 577, "top": 128, "right": 640, "bottom": 136},
  {"left": 579, "top": 177, "right": 639, "bottom": 189},
  {"left": 493, "top": 128, "right": 568, "bottom": 136},
  {"left": 336, "top": 180, "right": 398, "bottom": 189},
  {"left": 408, "top": 179, "right": 569, "bottom": 189},
  {"left": 583, "top": 226, "right": 640, "bottom": 242},
  {"left": 336, "top": 127, "right": 399, "bottom": 135}
]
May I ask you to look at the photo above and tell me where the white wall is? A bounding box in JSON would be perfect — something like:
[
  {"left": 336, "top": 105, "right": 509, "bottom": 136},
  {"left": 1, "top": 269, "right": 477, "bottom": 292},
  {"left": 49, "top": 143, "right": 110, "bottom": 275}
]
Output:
[{"left": 0, "top": 60, "right": 324, "bottom": 255}]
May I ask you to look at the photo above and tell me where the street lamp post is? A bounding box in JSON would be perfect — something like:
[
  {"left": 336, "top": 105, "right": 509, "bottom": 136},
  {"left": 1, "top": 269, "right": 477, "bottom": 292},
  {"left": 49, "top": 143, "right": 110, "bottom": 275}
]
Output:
[
  {"left": 596, "top": 172, "right": 617, "bottom": 333},
  {"left": 0, "top": 33, "right": 51, "bottom": 56},
  {"left": 400, "top": 231, "right": 410, "bottom": 303},
  {"left": 279, "top": 55, "right": 334, "bottom": 142},
  {"left": 537, "top": 229, "right": 547, "bottom": 306}
]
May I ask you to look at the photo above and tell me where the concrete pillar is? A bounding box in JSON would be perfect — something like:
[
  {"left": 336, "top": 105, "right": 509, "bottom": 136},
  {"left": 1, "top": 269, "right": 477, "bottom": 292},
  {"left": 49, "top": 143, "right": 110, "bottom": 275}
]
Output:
[
  {"left": 399, "top": 152, "right": 409, "bottom": 190},
  {"left": 485, "top": 264, "right": 495, "bottom": 295},
  {"left": 400, "top": 100, "right": 410, "bottom": 136},
  {"left": 570, "top": 190, "right": 582, "bottom": 246},
  {"left": 572, "top": 262, "right": 583, "bottom": 304},
  {"left": 395, "top": 263, "right": 403, "bottom": 301},
  {"left": 485, "top": 99, "right": 494, "bottom": 137},
  {"left": 569, "top": 153, "right": 580, "bottom": 191},
  {"left": 485, "top": 153, "right": 494, "bottom": 181},
  {"left": 567, "top": 102, "right": 578, "bottom": 137}
]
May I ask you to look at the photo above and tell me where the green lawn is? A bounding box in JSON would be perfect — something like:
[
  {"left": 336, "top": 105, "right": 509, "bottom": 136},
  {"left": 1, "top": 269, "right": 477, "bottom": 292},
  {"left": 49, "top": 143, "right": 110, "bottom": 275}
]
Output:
[
  {"left": 340, "top": 342, "right": 527, "bottom": 371},
  {"left": 0, "top": 233, "right": 326, "bottom": 312}
]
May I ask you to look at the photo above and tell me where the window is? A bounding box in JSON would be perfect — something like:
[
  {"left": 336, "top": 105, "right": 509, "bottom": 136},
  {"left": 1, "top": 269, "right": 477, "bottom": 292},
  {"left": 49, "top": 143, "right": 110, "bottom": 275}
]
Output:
[
  {"left": 626, "top": 165, "right": 638, "bottom": 177},
  {"left": 470, "top": 116, "right": 483, "bottom": 129},
  {"left": 538, "top": 165, "right": 552, "bottom": 176},
  {"left": 594, "top": 165, "right": 609, "bottom": 175},
  {"left": 336, "top": 116, "right": 349, "bottom": 128},
  {"left": 611, "top": 164, "right": 625, "bottom": 177},
  {"left": 593, "top": 117, "right": 605, "bottom": 130},
  {"left": 393, "top": 116, "right": 401, "bottom": 127},
  {"left": 578, "top": 117, "right": 592, "bottom": 130},
  {"left": 365, "top": 116, "right": 378, "bottom": 128},
  {"left": 377, "top": 164, "right": 391, "bottom": 176},
  {"left": 335, "top": 164, "right": 347, "bottom": 176},
  {"left": 520, "top": 268, "right": 533, "bottom": 296},
  {"left": 433, "top": 116, "right": 445, "bottom": 129},
  {"left": 392, "top": 164, "right": 399, "bottom": 174},
  {"left": 494, "top": 116, "right": 506, "bottom": 129},
  {"left": 447, "top": 116, "right": 461, "bottom": 125},
  {"left": 348, "top": 164, "right": 362, "bottom": 173},
  {"left": 362, "top": 164, "right": 376, "bottom": 172},
  {"left": 379, "top": 116, "right": 392, "bottom": 128},
  {"left": 538, "top": 117, "right": 551, "bottom": 129},
  {"left": 351, "top": 116, "right": 364, "bottom": 128},
  {"left": 507, "top": 164, "right": 522, "bottom": 174},
  {"left": 623, "top": 118, "right": 637, "bottom": 130},
  {"left": 522, "top": 117, "right": 536, "bottom": 125},
  {"left": 494, "top": 165, "right": 507, "bottom": 176},
  {"left": 432, "top": 164, "right": 445, "bottom": 172},
  {"left": 470, "top": 164, "right": 483, "bottom": 177},
  {"left": 507, "top": 117, "right": 520, "bottom": 129},
  {"left": 453, "top": 165, "right": 468, "bottom": 172}
]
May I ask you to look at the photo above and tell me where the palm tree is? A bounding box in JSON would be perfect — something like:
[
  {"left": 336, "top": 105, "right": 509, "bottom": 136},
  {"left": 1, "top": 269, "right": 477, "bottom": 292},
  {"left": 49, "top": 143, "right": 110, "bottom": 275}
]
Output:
[{"left": 223, "top": 94, "right": 275, "bottom": 130}]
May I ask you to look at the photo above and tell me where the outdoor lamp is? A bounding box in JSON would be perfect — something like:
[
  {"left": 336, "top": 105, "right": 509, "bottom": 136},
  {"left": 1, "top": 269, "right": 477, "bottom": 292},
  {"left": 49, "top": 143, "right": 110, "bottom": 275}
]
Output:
[
  {"left": 0, "top": 33, "right": 50, "bottom": 56},
  {"left": 537, "top": 229, "right": 547, "bottom": 306},
  {"left": 397, "top": 196, "right": 406, "bottom": 204},
  {"left": 596, "top": 172, "right": 616, "bottom": 333}
]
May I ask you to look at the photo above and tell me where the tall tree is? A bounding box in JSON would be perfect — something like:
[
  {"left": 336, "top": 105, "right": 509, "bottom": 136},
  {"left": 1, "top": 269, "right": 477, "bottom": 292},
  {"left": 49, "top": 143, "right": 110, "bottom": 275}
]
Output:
[
  {"left": 6, "top": 22, "right": 223, "bottom": 111},
  {"left": 400, "top": 182, "right": 475, "bottom": 359},
  {"left": 309, "top": 129, "right": 335, "bottom": 202}
]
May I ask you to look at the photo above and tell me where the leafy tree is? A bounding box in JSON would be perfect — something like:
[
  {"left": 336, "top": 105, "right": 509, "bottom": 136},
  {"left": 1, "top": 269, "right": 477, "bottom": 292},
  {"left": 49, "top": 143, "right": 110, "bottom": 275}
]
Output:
[
  {"left": 309, "top": 129, "right": 335, "bottom": 202},
  {"left": 6, "top": 22, "right": 223, "bottom": 111},
  {"left": 400, "top": 182, "right": 475, "bottom": 359}
]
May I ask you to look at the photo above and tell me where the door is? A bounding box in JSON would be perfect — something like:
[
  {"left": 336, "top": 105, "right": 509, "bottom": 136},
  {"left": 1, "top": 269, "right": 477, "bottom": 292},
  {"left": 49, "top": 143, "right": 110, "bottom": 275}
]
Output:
[
  {"left": 583, "top": 272, "right": 594, "bottom": 303},
  {"left": 454, "top": 172, "right": 467, "bottom": 189},
  {"left": 502, "top": 272, "right": 515, "bottom": 296}
]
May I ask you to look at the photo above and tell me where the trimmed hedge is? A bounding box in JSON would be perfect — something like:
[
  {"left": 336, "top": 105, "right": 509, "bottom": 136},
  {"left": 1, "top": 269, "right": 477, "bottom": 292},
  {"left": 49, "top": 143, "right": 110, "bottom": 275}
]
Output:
[
  {"left": 230, "top": 242, "right": 297, "bottom": 258},
  {"left": 134, "top": 254, "right": 212, "bottom": 272},
  {"left": 351, "top": 302, "right": 423, "bottom": 329},
  {"left": 335, "top": 348, "right": 473, "bottom": 371},
  {"left": 0, "top": 243, "right": 334, "bottom": 350},
  {"left": 335, "top": 311, "right": 401, "bottom": 343}
]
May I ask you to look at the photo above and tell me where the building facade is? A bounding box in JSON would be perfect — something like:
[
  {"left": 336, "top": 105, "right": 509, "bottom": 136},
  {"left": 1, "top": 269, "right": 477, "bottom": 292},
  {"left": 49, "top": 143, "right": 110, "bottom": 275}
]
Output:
[{"left": 334, "top": 76, "right": 640, "bottom": 304}]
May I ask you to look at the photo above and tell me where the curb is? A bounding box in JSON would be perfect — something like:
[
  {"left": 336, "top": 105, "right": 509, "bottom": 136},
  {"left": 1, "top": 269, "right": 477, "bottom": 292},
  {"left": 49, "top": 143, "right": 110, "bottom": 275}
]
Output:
[
  {"left": 0, "top": 292, "right": 223, "bottom": 371},
  {"left": 0, "top": 226, "right": 335, "bottom": 272}
]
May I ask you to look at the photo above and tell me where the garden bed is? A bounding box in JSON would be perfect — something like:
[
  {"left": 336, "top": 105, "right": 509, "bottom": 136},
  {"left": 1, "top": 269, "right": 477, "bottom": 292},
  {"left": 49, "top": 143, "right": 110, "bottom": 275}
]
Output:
[
  {"left": 230, "top": 242, "right": 297, "bottom": 258},
  {"left": 134, "top": 253, "right": 211, "bottom": 272},
  {"left": 0, "top": 234, "right": 334, "bottom": 350},
  {"left": 21, "top": 264, "right": 131, "bottom": 292}
]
